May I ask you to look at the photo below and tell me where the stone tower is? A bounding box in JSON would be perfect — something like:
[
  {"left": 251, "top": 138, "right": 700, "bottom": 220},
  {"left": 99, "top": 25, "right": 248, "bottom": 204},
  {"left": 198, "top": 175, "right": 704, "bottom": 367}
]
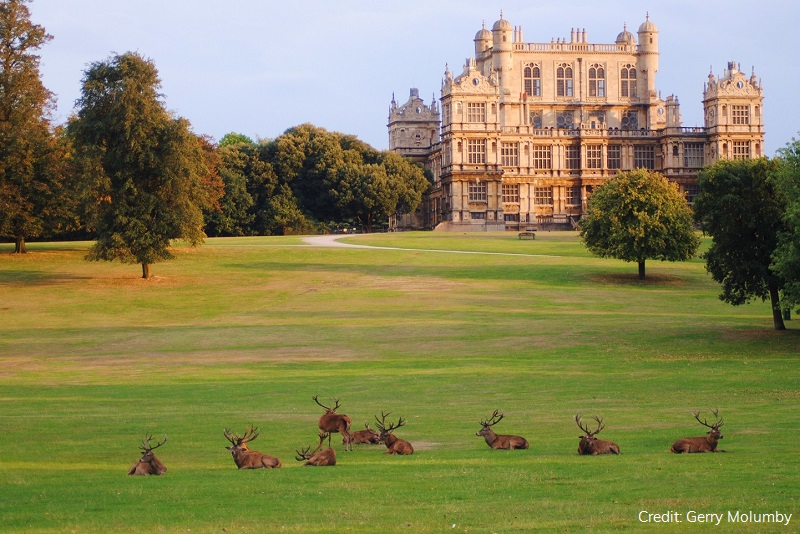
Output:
[{"left": 387, "top": 88, "right": 440, "bottom": 164}]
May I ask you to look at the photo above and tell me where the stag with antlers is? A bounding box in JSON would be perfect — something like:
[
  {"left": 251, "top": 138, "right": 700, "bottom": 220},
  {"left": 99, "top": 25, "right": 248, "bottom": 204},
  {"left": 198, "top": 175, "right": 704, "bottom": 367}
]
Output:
[
  {"left": 475, "top": 410, "right": 529, "bottom": 450},
  {"left": 374, "top": 411, "right": 414, "bottom": 455},
  {"left": 575, "top": 414, "right": 620, "bottom": 455},
  {"left": 343, "top": 422, "right": 382, "bottom": 446},
  {"left": 295, "top": 432, "right": 337, "bottom": 466},
  {"left": 313, "top": 396, "right": 353, "bottom": 451},
  {"left": 128, "top": 435, "right": 168, "bottom": 476},
  {"left": 223, "top": 425, "right": 282, "bottom": 468},
  {"left": 670, "top": 409, "right": 725, "bottom": 453}
]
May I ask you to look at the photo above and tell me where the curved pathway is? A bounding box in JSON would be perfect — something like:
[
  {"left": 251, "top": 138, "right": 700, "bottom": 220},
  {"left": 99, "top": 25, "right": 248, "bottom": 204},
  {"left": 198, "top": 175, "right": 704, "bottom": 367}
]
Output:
[{"left": 301, "top": 234, "right": 559, "bottom": 258}]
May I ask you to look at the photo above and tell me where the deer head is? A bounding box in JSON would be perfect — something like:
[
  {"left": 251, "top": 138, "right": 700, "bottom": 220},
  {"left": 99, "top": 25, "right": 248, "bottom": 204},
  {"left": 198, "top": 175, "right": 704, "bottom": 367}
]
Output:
[
  {"left": 128, "top": 434, "right": 167, "bottom": 476},
  {"left": 224, "top": 425, "right": 259, "bottom": 452},
  {"left": 374, "top": 411, "right": 414, "bottom": 454},
  {"left": 375, "top": 411, "right": 406, "bottom": 441},
  {"left": 477, "top": 410, "right": 505, "bottom": 438},
  {"left": 693, "top": 408, "right": 724, "bottom": 440},
  {"left": 295, "top": 432, "right": 336, "bottom": 466},
  {"left": 313, "top": 395, "right": 341, "bottom": 414}
]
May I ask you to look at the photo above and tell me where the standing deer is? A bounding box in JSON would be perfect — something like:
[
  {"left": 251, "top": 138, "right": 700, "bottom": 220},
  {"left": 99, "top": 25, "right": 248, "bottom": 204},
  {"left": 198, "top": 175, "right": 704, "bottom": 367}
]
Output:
[
  {"left": 224, "top": 425, "right": 282, "bottom": 468},
  {"left": 295, "top": 432, "right": 337, "bottom": 466},
  {"left": 375, "top": 411, "right": 414, "bottom": 455},
  {"left": 313, "top": 396, "right": 353, "bottom": 451},
  {"left": 670, "top": 409, "right": 725, "bottom": 453},
  {"left": 128, "top": 435, "right": 168, "bottom": 476},
  {"left": 575, "top": 414, "right": 620, "bottom": 455},
  {"left": 476, "top": 410, "right": 529, "bottom": 450},
  {"left": 343, "top": 422, "right": 382, "bottom": 445}
]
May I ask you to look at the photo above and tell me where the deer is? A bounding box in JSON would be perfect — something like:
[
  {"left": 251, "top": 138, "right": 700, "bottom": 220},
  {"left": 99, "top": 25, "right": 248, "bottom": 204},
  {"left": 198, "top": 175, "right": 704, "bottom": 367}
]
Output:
[
  {"left": 575, "top": 414, "right": 620, "bottom": 455},
  {"left": 670, "top": 408, "right": 725, "bottom": 453},
  {"left": 475, "top": 410, "right": 529, "bottom": 450},
  {"left": 375, "top": 411, "right": 414, "bottom": 455},
  {"left": 343, "top": 422, "right": 382, "bottom": 445},
  {"left": 128, "top": 435, "right": 168, "bottom": 476},
  {"left": 313, "top": 396, "right": 353, "bottom": 451},
  {"left": 295, "top": 432, "right": 337, "bottom": 466},
  {"left": 223, "top": 425, "right": 282, "bottom": 468}
]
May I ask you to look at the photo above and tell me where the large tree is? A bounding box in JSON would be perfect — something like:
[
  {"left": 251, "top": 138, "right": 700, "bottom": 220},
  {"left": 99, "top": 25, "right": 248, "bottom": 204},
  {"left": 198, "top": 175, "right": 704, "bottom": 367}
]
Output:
[
  {"left": 579, "top": 169, "right": 700, "bottom": 279},
  {"left": 693, "top": 158, "right": 787, "bottom": 330},
  {"left": 773, "top": 138, "right": 800, "bottom": 312},
  {"left": 69, "top": 52, "right": 221, "bottom": 278},
  {"left": 0, "top": 0, "right": 71, "bottom": 252}
]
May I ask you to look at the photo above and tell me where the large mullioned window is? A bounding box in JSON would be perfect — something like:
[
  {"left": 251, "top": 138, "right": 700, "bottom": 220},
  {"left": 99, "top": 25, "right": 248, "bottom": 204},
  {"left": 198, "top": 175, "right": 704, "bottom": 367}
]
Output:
[
  {"left": 589, "top": 64, "right": 605, "bottom": 97},
  {"left": 557, "top": 63, "right": 574, "bottom": 97},
  {"left": 467, "top": 139, "right": 486, "bottom": 164},
  {"left": 621, "top": 64, "right": 637, "bottom": 98},
  {"left": 467, "top": 102, "right": 486, "bottom": 122},
  {"left": 524, "top": 64, "right": 541, "bottom": 96}
]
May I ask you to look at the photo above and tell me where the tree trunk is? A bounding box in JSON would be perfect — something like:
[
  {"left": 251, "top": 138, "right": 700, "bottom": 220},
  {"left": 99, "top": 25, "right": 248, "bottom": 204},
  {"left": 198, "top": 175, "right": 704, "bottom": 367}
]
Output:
[
  {"left": 141, "top": 263, "right": 151, "bottom": 279},
  {"left": 638, "top": 260, "right": 646, "bottom": 280},
  {"left": 14, "top": 236, "right": 26, "bottom": 254},
  {"left": 769, "top": 284, "right": 786, "bottom": 331}
]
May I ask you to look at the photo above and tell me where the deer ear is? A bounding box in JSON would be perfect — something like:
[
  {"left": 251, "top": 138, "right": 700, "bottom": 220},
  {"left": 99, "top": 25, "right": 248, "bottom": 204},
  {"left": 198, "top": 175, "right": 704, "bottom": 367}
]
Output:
[{"left": 225, "top": 446, "right": 232, "bottom": 450}]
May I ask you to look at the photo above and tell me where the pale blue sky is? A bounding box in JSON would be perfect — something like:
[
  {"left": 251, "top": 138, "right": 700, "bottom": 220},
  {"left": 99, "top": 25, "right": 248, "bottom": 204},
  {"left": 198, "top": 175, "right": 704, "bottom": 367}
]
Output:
[{"left": 30, "top": 0, "right": 799, "bottom": 155}]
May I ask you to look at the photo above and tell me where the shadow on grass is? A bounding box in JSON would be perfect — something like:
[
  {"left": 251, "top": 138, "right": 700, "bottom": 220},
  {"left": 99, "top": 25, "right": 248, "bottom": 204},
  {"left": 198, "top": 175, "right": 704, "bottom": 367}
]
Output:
[{"left": 0, "top": 270, "right": 91, "bottom": 286}]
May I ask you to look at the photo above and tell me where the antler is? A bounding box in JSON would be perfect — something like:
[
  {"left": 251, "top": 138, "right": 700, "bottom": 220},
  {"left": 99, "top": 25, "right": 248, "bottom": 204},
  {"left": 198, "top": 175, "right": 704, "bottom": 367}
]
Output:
[
  {"left": 375, "top": 411, "right": 391, "bottom": 432},
  {"left": 313, "top": 396, "right": 341, "bottom": 412},
  {"left": 295, "top": 446, "right": 311, "bottom": 461},
  {"left": 139, "top": 434, "right": 167, "bottom": 452},
  {"left": 375, "top": 411, "right": 405, "bottom": 433},
  {"left": 223, "top": 425, "right": 259, "bottom": 445},
  {"left": 575, "top": 414, "right": 605, "bottom": 436},
  {"left": 693, "top": 408, "right": 724, "bottom": 429},
  {"left": 480, "top": 410, "right": 504, "bottom": 428}
]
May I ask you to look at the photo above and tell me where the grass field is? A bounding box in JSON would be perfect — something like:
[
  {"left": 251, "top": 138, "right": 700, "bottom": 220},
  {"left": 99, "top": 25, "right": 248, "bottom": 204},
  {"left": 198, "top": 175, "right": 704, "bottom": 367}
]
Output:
[{"left": 1, "top": 232, "right": 798, "bottom": 533}]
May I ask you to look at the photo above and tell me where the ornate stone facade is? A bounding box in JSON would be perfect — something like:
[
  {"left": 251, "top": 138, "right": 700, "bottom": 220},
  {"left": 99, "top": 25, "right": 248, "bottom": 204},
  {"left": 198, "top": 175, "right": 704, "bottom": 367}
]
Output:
[{"left": 388, "top": 14, "right": 764, "bottom": 231}]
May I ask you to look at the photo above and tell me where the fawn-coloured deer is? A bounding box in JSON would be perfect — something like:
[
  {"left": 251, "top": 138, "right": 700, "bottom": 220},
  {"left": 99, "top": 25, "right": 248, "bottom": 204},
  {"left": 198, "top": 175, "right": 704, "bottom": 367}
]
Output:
[
  {"left": 476, "top": 410, "right": 529, "bottom": 450},
  {"left": 313, "top": 396, "right": 353, "bottom": 451},
  {"left": 128, "top": 435, "right": 168, "bottom": 476},
  {"left": 224, "top": 425, "right": 282, "bottom": 468},
  {"left": 670, "top": 409, "right": 725, "bottom": 453},
  {"left": 575, "top": 414, "right": 620, "bottom": 455},
  {"left": 375, "top": 411, "right": 414, "bottom": 455},
  {"left": 343, "top": 421, "right": 382, "bottom": 445},
  {"left": 295, "top": 432, "right": 337, "bottom": 466}
]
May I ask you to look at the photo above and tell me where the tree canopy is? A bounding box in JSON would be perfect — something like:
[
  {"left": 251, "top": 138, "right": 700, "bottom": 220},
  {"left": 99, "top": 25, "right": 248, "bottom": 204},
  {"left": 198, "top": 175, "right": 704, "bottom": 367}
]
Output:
[
  {"left": 578, "top": 169, "right": 700, "bottom": 279},
  {"left": 693, "top": 157, "right": 788, "bottom": 330},
  {"left": 68, "top": 52, "right": 222, "bottom": 278},
  {"left": 773, "top": 138, "right": 800, "bottom": 312},
  {"left": 0, "top": 0, "right": 73, "bottom": 252}
]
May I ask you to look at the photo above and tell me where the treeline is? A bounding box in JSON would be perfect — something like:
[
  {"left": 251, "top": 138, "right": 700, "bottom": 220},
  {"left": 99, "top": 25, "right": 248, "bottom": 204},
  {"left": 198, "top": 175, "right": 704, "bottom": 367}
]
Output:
[
  {"left": 0, "top": 1, "right": 429, "bottom": 258},
  {"left": 206, "top": 125, "right": 430, "bottom": 237}
]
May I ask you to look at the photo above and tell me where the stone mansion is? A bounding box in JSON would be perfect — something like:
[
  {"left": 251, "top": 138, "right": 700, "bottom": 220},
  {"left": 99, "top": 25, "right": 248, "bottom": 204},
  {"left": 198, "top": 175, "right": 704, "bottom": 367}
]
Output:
[{"left": 388, "top": 14, "right": 764, "bottom": 231}]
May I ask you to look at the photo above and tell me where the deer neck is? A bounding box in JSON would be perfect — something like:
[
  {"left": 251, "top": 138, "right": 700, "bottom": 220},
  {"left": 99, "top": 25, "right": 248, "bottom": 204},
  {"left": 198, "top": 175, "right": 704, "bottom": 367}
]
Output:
[{"left": 482, "top": 429, "right": 498, "bottom": 446}]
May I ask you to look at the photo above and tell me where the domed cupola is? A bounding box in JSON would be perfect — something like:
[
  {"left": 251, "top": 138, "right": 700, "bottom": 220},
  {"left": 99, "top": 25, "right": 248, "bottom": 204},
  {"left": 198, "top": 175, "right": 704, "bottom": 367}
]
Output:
[
  {"left": 638, "top": 13, "right": 658, "bottom": 33},
  {"left": 615, "top": 23, "right": 635, "bottom": 45},
  {"left": 474, "top": 21, "right": 492, "bottom": 54},
  {"left": 492, "top": 14, "right": 512, "bottom": 32}
]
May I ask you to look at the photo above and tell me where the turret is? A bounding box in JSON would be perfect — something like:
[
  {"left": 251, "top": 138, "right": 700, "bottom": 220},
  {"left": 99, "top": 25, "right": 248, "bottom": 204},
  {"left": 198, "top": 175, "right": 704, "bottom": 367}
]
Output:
[
  {"left": 474, "top": 21, "right": 492, "bottom": 57},
  {"left": 491, "top": 13, "right": 513, "bottom": 92},
  {"left": 637, "top": 14, "right": 659, "bottom": 99}
]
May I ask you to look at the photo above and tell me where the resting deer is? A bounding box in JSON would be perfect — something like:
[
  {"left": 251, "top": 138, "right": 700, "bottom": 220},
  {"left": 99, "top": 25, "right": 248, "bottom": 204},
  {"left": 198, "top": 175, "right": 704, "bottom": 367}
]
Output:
[
  {"left": 313, "top": 396, "right": 353, "bottom": 451},
  {"left": 575, "top": 414, "right": 620, "bottom": 455},
  {"left": 224, "top": 425, "right": 282, "bottom": 468},
  {"left": 295, "top": 432, "right": 337, "bottom": 466},
  {"left": 375, "top": 411, "right": 414, "bottom": 455},
  {"left": 476, "top": 410, "right": 529, "bottom": 450},
  {"left": 343, "top": 422, "right": 382, "bottom": 445},
  {"left": 671, "top": 409, "right": 725, "bottom": 453},
  {"left": 128, "top": 435, "right": 168, "bottom": 476}
]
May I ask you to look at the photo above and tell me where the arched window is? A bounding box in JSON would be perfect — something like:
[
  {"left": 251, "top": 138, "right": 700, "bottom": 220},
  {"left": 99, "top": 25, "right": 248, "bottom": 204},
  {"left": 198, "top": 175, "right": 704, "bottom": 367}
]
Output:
[
  {"left": 557, "top": 64, "right": 573, "bottom": 97},
  {"left": 621, "top": 64, "right": 637, "bottom": 98},
  {"left": 589, "top": 64, "right": 605, "bottom": 97},
  {"left": 524, "top": 64, "right": 541, "bottom": 96}
]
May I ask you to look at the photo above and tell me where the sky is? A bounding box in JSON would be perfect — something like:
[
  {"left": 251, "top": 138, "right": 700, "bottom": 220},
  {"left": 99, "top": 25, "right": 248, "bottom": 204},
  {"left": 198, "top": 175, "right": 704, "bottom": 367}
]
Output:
[{"left": 28, "top": 0, "right": 800, "bottom": 156}]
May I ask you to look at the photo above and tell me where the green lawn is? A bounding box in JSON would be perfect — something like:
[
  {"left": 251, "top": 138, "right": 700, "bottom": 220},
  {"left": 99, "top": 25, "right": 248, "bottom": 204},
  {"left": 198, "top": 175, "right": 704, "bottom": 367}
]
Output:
[{"left": 1, "top": 232, "right": 797, "bottom": 533}]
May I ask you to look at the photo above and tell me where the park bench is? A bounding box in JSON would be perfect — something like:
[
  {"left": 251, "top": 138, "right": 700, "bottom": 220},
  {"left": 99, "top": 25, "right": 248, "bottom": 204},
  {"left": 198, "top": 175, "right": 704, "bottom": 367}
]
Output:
[{"left": 518, "top": 227, "right": 537, "bottom": 239}]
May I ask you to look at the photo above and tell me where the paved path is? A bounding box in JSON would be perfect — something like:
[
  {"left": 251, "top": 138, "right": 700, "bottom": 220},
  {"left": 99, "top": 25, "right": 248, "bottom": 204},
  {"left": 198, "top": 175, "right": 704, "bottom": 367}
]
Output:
[{"left": 301, "top": 234, "right": 559, "bottom": 258}]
